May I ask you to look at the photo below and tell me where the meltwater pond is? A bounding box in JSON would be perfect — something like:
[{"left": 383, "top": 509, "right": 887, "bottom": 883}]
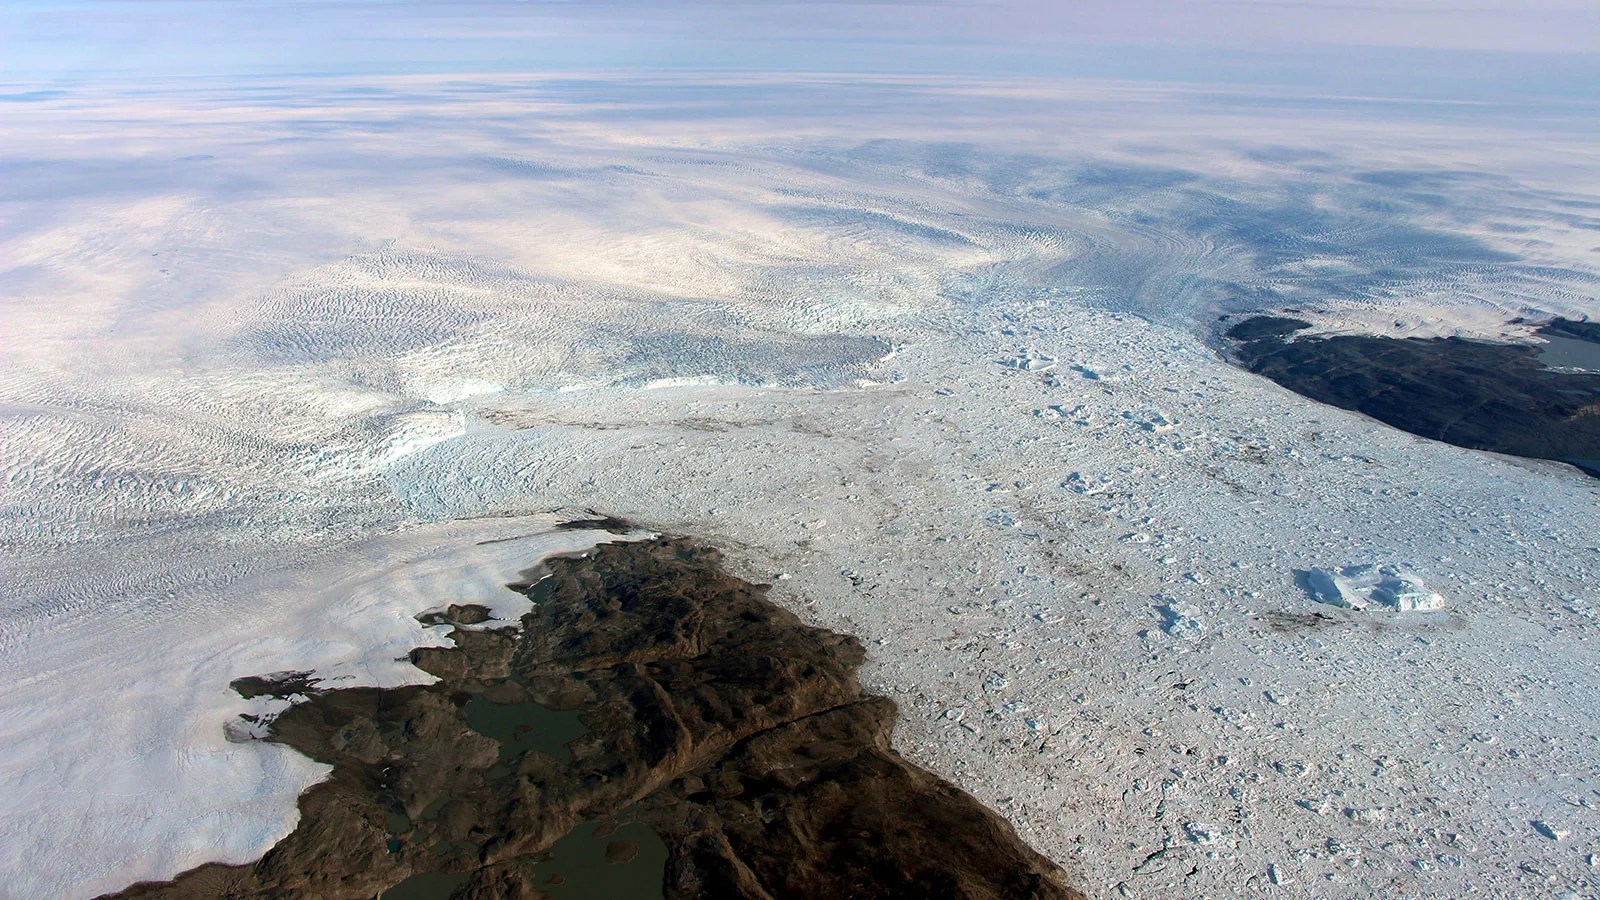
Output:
[
  {"left": 1538, "top": 333, "right": 1600, "bottom": 373},
  {"left": 463, "top": 694, "right": 588, "bottom": 764}
]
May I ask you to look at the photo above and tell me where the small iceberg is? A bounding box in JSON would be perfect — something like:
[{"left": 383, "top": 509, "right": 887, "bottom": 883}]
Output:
[
  {"left": 1302, "top": 564, "right": 1445, "bottom": 612},
  {"left": 1123, "top": 407, "right": 1177, "bottom": 432},
  {"left": 1156, "top": 600, "right": 1207, "bottom": 641},
  {"left": 1001, "top": 348, "right": 1057, "bottom": 372}
]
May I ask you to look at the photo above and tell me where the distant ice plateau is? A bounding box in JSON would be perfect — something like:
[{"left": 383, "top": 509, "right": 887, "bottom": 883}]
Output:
[{"left": 2, "top": 74, "right": 1599, "bottom": 899}]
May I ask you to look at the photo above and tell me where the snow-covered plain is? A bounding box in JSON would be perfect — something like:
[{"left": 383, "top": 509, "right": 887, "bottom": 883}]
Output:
[{"left": 2, "top": 74, "right": 1599, "bottom": 898}]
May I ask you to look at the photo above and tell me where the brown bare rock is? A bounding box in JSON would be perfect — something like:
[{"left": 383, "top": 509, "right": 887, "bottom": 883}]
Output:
[{"left": 103, "top": 537, "right": 1081, "bottom": 900}]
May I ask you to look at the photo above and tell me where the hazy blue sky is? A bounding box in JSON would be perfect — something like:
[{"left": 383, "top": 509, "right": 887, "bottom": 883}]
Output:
[{"left": 3, "top": 0, "right": 1598, "bottom": 97}]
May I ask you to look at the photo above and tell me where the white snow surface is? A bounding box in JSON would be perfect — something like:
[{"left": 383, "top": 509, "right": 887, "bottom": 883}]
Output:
[{"left": 2, "top": 74, "right": 1600, "bottom": 899}]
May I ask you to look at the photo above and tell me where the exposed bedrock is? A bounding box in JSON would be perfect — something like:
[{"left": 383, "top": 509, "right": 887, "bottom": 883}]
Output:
[
  {"left": 104, "top": 536, "right": 1081, "bottom": 900},
  {"left": 1225, "top": 316, "right": 1600, "bottom": 478}
]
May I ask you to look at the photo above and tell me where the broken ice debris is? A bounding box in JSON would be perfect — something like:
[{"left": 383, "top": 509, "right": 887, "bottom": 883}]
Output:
[
  {"left": 1062, "top": 472, "right": 1114, "bottom": 496},
  {"left": 985, "top": 509, "right": 1019, "bottom": 528},
  {"left": 1303, "top": 564, "right": 1445, "bottom": 612},
  {"left": 1123, "top": 407, "right": 1177, "bottom": 432},
  {"left": 1001, "top": 349, "right": 1056, "bottom": 372},
  {"left": 1344, "top": 806, "right": 1387, "bottom": 825},
  {"left": 1072, "top": 363, "right": 1132, "bottom": 382},
  {"left": 1532, "top": 820, "right": 1567, "bottom": 841},
  {"left": 1157, "top": 600, "right": 1206, "bottom": 641}
]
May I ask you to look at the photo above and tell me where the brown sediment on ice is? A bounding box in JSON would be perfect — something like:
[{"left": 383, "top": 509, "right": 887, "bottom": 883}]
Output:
[{"left": 103, "top": 536, "right": 1082, "bottom": 900}]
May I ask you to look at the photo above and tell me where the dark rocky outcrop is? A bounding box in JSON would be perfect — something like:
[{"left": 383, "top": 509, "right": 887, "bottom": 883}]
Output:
[
  {"left": 1226, "top": 315, "right": 1600, "bottom": 478},
  {"left": 1540, "top": 317, "right": 1600, "bottom": 344},
  {"left": 227, "top": 671, "right": 322, "bottom": 701},
  {"left": 414, "top": 603, "right": 495, "bottom": 628},
  {"left": 104, "top": 537, "right": 1081, "bottom": 900}
]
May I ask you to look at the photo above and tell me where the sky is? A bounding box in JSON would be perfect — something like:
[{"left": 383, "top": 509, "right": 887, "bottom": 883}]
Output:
[{"left": 2, "top": 0, "right": 1598, "bottom": 96}]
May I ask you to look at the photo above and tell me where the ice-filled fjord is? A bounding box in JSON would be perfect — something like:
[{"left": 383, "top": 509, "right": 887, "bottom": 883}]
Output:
[{"left": 2, "top": 75, "right": 1599, "bottom": 898}]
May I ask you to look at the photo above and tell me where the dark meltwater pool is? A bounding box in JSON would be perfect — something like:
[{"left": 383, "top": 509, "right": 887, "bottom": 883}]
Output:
[{"left": 1538, "top": 333, "right": 1600, "bottom": 372}]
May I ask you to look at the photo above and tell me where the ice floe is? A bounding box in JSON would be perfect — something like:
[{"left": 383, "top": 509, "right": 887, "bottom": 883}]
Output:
[
  {"left": 1001, "top": 348, "right": 1057, "bottom": 372},
  {"left": 1156, "top": 599, "right": 1207, "bottom": 641},
  {"left": 1303, "top": 564, "right": 1447, "bottom": 612}
]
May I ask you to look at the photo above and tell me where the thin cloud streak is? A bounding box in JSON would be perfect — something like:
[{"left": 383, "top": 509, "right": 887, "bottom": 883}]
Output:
[{"left": 1, "top": 0, "right": 1596, "bottom": 84}]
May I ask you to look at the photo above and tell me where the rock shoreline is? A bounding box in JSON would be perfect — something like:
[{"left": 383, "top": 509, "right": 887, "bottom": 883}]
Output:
[{"left": 103, "top": 536, "right": 1081, "bottom": 900}]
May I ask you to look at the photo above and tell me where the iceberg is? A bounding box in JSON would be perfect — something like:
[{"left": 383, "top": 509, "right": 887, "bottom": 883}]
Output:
[{"left": 1304, "top": 564, "right": 1445, "bottom": 612}]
